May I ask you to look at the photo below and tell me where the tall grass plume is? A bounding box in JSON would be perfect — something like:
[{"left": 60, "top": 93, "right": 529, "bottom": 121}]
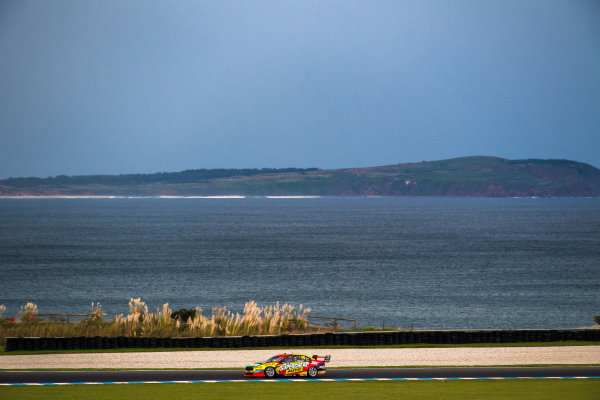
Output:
[{"left": 0, "top": 299, "right": 311, "bottom": 342}]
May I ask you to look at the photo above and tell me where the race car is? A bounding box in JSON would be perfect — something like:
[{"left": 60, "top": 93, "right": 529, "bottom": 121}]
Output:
[{"left": 245, "top": 353, "right": 331, "bottom": 378}]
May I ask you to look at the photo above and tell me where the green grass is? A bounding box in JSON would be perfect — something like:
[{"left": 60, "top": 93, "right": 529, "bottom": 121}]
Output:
[
  {"left": 0, "top": 379, "right": 598, "bottom": 400},
  {"left": 2, "top": 341, "right": 599, "bottom": 356},
  {"left": 3, "top": 365, "right": 600, "bottom": 372}
]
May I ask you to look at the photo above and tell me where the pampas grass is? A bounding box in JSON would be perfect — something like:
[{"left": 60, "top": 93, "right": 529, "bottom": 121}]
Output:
[
  {"left": 0, "top": 299, "right": 311, "bottom": 342},
  {"left": 17, "top": 302, "right": 38, "bottom": 321},
  {"left": 182, "top": 301, "right": 311, "bottom": 337}
]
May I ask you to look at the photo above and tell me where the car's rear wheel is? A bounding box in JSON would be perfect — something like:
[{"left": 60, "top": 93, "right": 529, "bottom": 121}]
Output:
[
  {"left": 264, "top": 367, "right": 276, "bottom": 378},
  {"left": 307, "top": 366, "right": 318, "bottom": 378}
]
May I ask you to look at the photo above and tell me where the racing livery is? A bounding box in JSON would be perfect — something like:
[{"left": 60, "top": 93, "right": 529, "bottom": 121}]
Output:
[{"left": 245, "top": 353, "right": 331, "bottom": 378}]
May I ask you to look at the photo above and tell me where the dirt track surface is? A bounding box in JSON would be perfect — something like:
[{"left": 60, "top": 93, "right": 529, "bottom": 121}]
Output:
[{"left": 1, "top": 346, "right": 599, "bottom": 369}]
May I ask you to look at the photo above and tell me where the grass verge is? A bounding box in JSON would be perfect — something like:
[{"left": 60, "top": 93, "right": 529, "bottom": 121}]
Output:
[
  {"left": 0, "top": 379, "right": 598, "bottom": 400},
  {"left": 2, "top": 341, "right": 599, "bottom": 356},
  {"left": 2, "top": 365, "right": 600, "bottom": 372}
]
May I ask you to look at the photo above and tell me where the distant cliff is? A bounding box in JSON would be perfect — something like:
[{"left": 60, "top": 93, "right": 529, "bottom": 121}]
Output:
[{"left": 1, "top": 156, "right": 599, "bottom": 197}]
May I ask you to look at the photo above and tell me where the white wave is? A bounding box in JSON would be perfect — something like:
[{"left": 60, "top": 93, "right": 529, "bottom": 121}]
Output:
[
  {"left": 157, "top": 195, "right": 246, "bottom": 199},
  {"left": 265, "top": 196, "right": 321, "bottom": 199}
]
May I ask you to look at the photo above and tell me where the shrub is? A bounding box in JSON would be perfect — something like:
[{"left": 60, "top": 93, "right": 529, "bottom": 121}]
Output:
[
  {"left": 360, "top": 326, "right": 378, "bottom": 331},
  {"left": 171, "top": 308, "right": 197, "bottom": 323},
  {"left": 595, "top": 315, "right": 600, "bottom": 325}
]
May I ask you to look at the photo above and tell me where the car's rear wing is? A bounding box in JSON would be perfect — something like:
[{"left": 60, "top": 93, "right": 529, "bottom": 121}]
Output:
[{"left": 312, "top": 355, "right": 331, "bottom": 363}]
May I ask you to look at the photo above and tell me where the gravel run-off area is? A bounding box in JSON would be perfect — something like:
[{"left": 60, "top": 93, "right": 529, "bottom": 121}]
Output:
[{"left": 1, "top": 346, "right": 599, "bottom": 369}]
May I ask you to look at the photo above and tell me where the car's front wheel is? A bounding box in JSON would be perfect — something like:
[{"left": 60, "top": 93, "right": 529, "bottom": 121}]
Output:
[
  {"left": 307, "top": 366, "right": 318, "bottom": 378},
  {"left": 264, "top": 367, "right": 276, "bottom": 378}
]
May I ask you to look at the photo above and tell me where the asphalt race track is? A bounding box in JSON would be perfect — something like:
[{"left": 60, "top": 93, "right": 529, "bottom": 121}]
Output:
[{"left": 1, "top": 367, "right": 599, "bottom": 384}]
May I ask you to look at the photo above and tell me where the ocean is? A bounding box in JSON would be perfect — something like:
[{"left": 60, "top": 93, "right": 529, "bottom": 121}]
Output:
[{"left": 0, "top": 197, "right": 598, "bottom": 329}]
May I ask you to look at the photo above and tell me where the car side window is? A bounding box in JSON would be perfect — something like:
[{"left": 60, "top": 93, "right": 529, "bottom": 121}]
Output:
[{"left": 281, "top": 356, "right": 293, "bottom": 364}]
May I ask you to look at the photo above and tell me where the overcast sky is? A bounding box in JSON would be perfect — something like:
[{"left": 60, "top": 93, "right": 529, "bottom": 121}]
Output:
[{"left": 0, "top": 0, "right": 599, "bottom": 178}]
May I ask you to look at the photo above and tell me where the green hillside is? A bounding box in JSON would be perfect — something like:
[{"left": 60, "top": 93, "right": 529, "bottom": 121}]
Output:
[{"left": 1, "top": 156, "right": 599, "bottom": 197}]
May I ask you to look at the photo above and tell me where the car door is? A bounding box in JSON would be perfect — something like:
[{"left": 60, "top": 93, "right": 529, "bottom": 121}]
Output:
[{"left": 277, "top": 355, "right": 295, "bottom": 375}]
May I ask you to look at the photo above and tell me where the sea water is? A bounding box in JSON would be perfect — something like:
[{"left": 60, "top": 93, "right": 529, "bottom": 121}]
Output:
[{"left": 0, "top": 197, "right": 598, "bottom": 329}]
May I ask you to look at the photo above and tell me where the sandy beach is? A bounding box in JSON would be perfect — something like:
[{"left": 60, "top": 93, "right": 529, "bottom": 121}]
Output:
[{"left": 1, "top": 346, "right": 598, "bottom": 370}]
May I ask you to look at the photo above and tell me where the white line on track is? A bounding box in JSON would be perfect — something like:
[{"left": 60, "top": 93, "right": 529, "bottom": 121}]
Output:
[{"left": 2, "top": 376, "right": 599, "bottom": 386}]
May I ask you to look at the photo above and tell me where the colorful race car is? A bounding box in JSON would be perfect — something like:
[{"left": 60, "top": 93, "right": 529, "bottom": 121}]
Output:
[{"left": 245, "top": 353, "right": 331, "bottom": 378}]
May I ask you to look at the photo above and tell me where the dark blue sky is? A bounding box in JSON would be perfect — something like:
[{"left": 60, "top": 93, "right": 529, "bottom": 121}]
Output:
[{"left": 1, "top": 0, "right": 599, "bottom": 178}]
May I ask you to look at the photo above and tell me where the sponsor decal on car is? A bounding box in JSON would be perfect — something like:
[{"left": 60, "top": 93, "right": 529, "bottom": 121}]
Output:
[{"left": 279, "top": 362, "right": 308, "bottom": 372}]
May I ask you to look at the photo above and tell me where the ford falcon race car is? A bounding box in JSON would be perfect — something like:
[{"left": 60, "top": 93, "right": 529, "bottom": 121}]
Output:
[{"left": 245, "top": 353, "right": 331, "bottom": 378}]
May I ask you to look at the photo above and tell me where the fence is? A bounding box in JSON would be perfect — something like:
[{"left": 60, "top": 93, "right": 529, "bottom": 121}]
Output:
[
  {"left": 30, "top": 313, "right": 92, "bottom": 323},
  {"left": 307, "top": 316, "right": 357, "bottom": 331},
  {"left": 5, "top": 329, "right": 600, "bottom": 351}
]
